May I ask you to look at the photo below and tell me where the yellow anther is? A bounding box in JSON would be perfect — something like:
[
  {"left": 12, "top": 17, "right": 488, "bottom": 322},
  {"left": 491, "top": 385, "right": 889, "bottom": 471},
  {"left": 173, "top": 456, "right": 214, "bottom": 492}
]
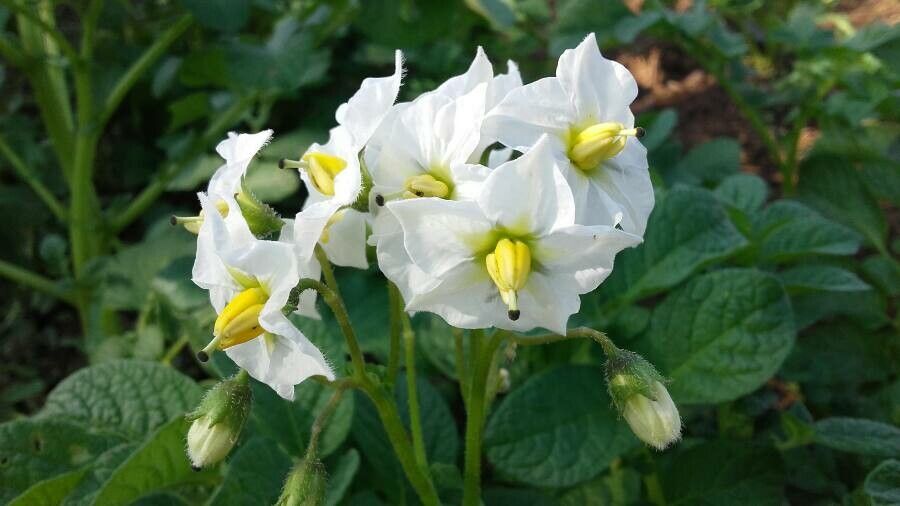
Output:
[
  {"left": 485, "top": 238, "right": 531, "bottom": 321},
  {"left": 213, "top": 287, "right": 267, "bottom": 337},
  {"left": 302, "top": 152, "right": 347, "bottom": 196},
  {"left": 199, "top": 287, "right": 268, "bottom": 362},
  {"left": 219, "top": 303, "right": 265, "bottom": 348},
  {"left": 568, "top": 122, "right": 643, "bottom": 170},
  {"left": 403, "top": 174, "right": 450, "bottom": 199},
  {"left": 171, "top": 199, "right": 230, "bottom": 235}
]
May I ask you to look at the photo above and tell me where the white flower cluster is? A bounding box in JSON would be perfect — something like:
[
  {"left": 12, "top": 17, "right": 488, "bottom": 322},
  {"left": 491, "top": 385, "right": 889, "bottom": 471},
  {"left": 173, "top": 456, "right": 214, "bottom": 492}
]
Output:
[{"left": 189, "top": 33, "right": 652, "bottom": 399}]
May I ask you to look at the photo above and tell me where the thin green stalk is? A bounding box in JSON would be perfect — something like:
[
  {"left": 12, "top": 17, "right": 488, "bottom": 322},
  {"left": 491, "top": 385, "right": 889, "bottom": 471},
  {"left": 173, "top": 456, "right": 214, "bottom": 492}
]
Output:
[
  {"left": 454, "top": 328, "right": 469, "bottom": 407},
  {"left": 511, "top": 327, "right": 618, "bottom": 357},
  {"left": 386, "top": 282, "right": 402, "bottom": 388},
  {"left": 5, "top": 0, "right": 79, "bottom": 62},
  {"left": 109, "top": 96, "right": 250, "bottom": 233},
  {"left": 296, "top": 277, "right": 367, "bottom": 378},
  {"left": 401, "top": 310, "right": 428, "bottom": 471},
  {"left": 160, "top": 334, "right": 188, "bottom": 365},
  {"left": 305, "top": 386, "right": 346, "bottom": 458},
  {"left": 0, "top": 258, "right": 74, "bottom": 304},
  {"left": 0, "top": 133, "right": 66, "bottom": 221},
  {"left": 97, "top": 14, "right": 193, "bottom": 130},
  {"left": 462, "top": 329, "right": 506, "bottom": 506}
]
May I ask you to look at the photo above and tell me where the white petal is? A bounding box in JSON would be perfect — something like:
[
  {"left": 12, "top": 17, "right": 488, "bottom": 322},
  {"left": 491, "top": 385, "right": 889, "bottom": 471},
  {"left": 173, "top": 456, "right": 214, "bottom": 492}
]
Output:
[
  {"left": 320, "top": 209, "right": 369, "bottom": 269},
  {"left": 432, "top": 46, "right": 494, "bottom": 99},
  {"left": 477, "top": 136, "right": 575, "bottom": 236},
  {"left": 512, "top": 271, "right": 580, "bottom": 335},
  {"left": 301, "top": 127, "right": 362, "bottom": 206},
  {"left": 556, "top": 33, "right": 638, "bottom": 124},
  {"left": 371, "top": 211, "right": 441, "bottom": 303},
  {"left": 209, "top": 130, "right": 273, "bottom": 196},
  {"left": 486, "top": 146, "right": 514, "bottom": 169},
  {"left": 406, "top": 262, "right": 501, "bottom": 330},
  {"left": 535, "top": 224, "right": 642, "bottom": 293},
  {"left": 218, "top": 239, "right": 298, "bottom": 322},
  {"left": 279, "top": 219, "right": 322, "bottom": 320},
  {"left": 192, "top": 192, "right": 252, "bottom": 311},
  {"left": 482, "top": 77, "right": 573, "bottom": 152},
  {"left": 336, "top": 50, "right": 404, "bottom": 146},
  {"left": 450, "top": 163, "right": 490, "bottom": 201},
  {"left": 592, "top": 139, "right": 654, "bottom": 236},
  {"left": 389, "top": 199, "right": 492, "bottom": 278},
  {"left": 293, "top": 199, "right": 342, "bottom": 262},
  {"left": 486, "top": 60, "right": 523, "bottom": 112}
]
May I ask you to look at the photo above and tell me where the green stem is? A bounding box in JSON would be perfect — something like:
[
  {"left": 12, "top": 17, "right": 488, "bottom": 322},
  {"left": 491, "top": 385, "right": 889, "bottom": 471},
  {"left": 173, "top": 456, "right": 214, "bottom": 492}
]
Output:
[
  {"left": 109, "top": 96, "right": 251, "bottom": 233},
  {"left": 462, "top": 329, "right": 506, "bottom": 506},
  {"left": 5, "top": 0, "right": 79, "bottom": 62},
  {"left": 96, "top": 14, "right": 193, "bottom": 130},
  {"left": 0, "top": 35, "right": 26, "bottom": 66},
  {"left": 454, "top": 328, "right": 469, "bottom": 408},
  {"left": 314, "top": 245, "right": 341, "bottom": 297},
  {"left": 401, "top": 310, "right": 428, "bottom": 471},
  {"left": 0, "top": 258, "right": 74, "bottom": 304},
  {"left": 511, "top": 327, "right": 618, "bottom": 356},
  {"left": 160, "top": 334, "right": 188, "bottom": 365},
  {"left": 305, "top": 386, "right": 346, "bottom": 459},
  {"left": 386, "top": 282, "right": 402, "bottom": 389},
  {"left": 296, "top": 277, "right": 367, "bottom": 379},
  {"left": 0, "top": 133, "right": 66, "bottom": 221}
]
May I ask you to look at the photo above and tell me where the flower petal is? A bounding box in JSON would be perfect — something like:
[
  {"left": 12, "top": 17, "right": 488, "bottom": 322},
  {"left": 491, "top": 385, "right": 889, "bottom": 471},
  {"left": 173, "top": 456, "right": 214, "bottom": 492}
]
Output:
[
  {"left": 320, "top": 209, "right": 369, "bottom": 269},
  {"left": 209, "top": 130, "right": 273, "bottom": 196},
  {"left": 535, "top": 224, "right": 642, "bottom": 293},
  {"left": 483, "top": 76, "right": 573, "bottom": 151},
  {"left": 335, "top": 50, "right": 404, "bottom": 147},
  {"left": 432, "top": 46, "right": 494, "bottom": 99},
  {"left": 593, "top": 139, "right": 654, "bottom": 236},
  {"left": 293, "top": 199, "right": 342, "bottom": 262}
]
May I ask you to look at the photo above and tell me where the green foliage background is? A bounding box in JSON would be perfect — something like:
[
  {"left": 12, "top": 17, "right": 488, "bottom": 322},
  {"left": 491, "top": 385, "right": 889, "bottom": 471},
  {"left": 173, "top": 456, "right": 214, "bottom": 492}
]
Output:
[{"left": 0, "top": 0, "right": 898, "bottom": 504}]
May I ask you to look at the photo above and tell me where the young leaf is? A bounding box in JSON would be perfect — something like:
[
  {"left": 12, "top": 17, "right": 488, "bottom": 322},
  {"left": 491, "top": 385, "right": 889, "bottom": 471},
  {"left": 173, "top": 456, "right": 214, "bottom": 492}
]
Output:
[{"left": 814, "top": 418, "right": 900, "bottom": 458}]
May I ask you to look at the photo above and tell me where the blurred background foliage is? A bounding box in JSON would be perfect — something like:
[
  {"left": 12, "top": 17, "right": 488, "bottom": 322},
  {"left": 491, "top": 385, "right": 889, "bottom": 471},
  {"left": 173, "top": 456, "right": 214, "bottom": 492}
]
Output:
[{"left": 0, "top": 0, "right": 898, "bottom": 504}]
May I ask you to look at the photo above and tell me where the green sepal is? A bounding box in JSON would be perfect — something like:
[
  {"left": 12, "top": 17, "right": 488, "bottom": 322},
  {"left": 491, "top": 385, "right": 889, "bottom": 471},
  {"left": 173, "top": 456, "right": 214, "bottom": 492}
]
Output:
[
  {"left": 236, "top": 181, "right": 285, "bottom": 238},
  {"left": 276, "top": 457, "right": 328, "bottom": 506},
  {"left": 604, "top": 349, "right": 665, "bottom": 410},
  {"left": 186, "top": 371, "right": 253, "bottom": 432}
]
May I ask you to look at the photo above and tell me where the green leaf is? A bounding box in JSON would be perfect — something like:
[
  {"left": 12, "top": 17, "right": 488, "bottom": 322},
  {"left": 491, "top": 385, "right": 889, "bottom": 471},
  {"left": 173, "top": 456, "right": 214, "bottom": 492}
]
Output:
[
  {"left": 753, "top": 200, "right": 861, "bottom": 263},
  {"left": 181, "top": 0, "right": 251, "bottom": 32},
  {"left": 350, "top": 391, "right": 406, "bottom": 504},
  {"left": 659, "top": 441, "right": 784, "bottom": 505},
  {"left": 638, "top": 108, "right": 677, "bottom": 152},
  {"left": 62, "top": 444, "right": 137, "bottom": 506},
  {"left": 594, "top": 186, "right": 747, "bottom": 306},
  {"left": 415, "top": 313, "right": 462, "bottom": 380},
  {"left": 798, "top": 154, "right": 888, "bottom": 252},
  {"left": 484, "top": 366, "right": 638, "bottom": 487},
  {"left": 7, "top": 468, "right": 87, "bottom": 506},
  {"left": 814, "top": 417, "right": 900, "bottom": 458},
  {"left": 40, "top": 360, "right": 203, "bottom": 439},
  {"left": 0, "top": 418, "right": 121, "bottom": 504},
  {"left": 669, "top": 138, "right": 741, "bottom": 186},
  {"left": 396, "top": 375, "right": 459, "bottom": 464},
  {"left": 640, "top": 269, "right": 795, "bottom": 404},
  {"left": 865, "top": 459, "right": 900, "bottom": 506},
  {"left": 250, "top": 380, "right": 353, "bottom": 459},
  {"left": 208, "top": 437, "right": 292, "bottom": 506},
  {"left": 559, "top": 467, "right": 642, "bottom": 506},
  {"left": 714, "top": 173, "right": 768, "bottom": 214},
  {"left": 92, "top": 417, "right": 217, "bottom": 505},
  {"left": 326, "top": 449, "right": 361, "bottom": 506},
  {"left": 778, "top": 265, "right": 870, "bottom": 294},
  {"left": 463, "top": 0, "right": 516, "bottom": 28}
]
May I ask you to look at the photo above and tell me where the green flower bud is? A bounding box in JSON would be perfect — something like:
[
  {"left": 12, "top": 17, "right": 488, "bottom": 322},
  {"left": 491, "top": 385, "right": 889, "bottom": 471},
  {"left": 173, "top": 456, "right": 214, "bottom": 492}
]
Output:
[
  {"left": 185, "top": 371, "right": 252, "bottom": 470},
  {"left": 606, "top": 350, "right": 681, "bottom": 450},
  {"left": 235, "top": 182, "right": 285, "bottom": 238},
  {"left": 276, "top": 457, "right": 327, "bottom": 506}
]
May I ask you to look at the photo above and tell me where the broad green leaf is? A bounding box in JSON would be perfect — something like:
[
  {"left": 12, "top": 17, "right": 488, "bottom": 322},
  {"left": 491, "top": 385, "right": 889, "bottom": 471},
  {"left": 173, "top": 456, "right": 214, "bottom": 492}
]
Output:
[
  {"left": 181, "top": 0, "right": 251, "bottom": 32},
  {"left": 350, "top": 391, "right": 406, "bottom": 504},
  {"left": 863, "top": 256, "right": 900, "bottom": 297},
  {"left": 62, "top": 444, "right": 137, "bottom": 506},
  {"left": 778, "top": 265, "right": 870, "bottom": 294},
  {"left": 659, "top": 441, "right": 784, "bottom": 505},
  {"left": 551, "top": 0, "right": 632, "bottom": 53},
  {"left": 326, "top": 449, "right": 361, "bottom": 506},
  {"left": 714, "top": 173, "right": 768, "bottom": 214},
  {"left": 0, "top": 418, "right": 121, "bottom": 504},
  {"left": 753, "top": 200, "right": 861, "bottom": 263},
  {"left": 250, "top": 379, "right": 353, "bottom": 459},
  {"left": 790, "top": 288, "right": 888, "bottom": 331},
  {"left": 415, "top": 313, "right": 461, "bottom": 380},
  {"left": 559, "top": 467, "right": 642, "bottom": 506},
  {"left": 640, "top": 269, "right": 795, "bottom": 404},
  {"left": 798, "top": 154, "right": 888, "bottom": 252},
  {"left": 8, "top": 468, "right": 87, "bottom": 506},
  {"left": 669, "top": 138, "right": 741, "bottom": 186},
  {"left": 208, "top": 437, "right": 292, "bottom": 506},
  {"left": 482, "top": 487, "right": 558, "bottom": 505},
  {"left": 92, "top": 417, "right": 217, "bottom": 505},
  {"left": 463, "top": 0, "right": 515, "bottom": 28},
  {"left": 594, "top": 186, "right": 747, "bottom": 306},
  {"left": 40, "top": 360, "right": 202, "bottom": 439},
  {"left": 396, "top": 375, "right": 459, "bottom": 464},
  {"left": 865, "top": 459, "right": 900, "bottom": 506},
  {"left": 484, "top": 366, "right": 638, "bottom": 487},
  {"left": 814, "top": 417, "right": 900, "bottom": 458}
]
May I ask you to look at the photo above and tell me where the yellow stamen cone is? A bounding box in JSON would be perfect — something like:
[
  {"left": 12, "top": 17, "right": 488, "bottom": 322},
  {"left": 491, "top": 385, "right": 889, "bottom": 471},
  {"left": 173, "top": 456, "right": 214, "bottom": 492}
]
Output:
[{"left": 485, "top": 239, "right": 531, "bottom": 320}]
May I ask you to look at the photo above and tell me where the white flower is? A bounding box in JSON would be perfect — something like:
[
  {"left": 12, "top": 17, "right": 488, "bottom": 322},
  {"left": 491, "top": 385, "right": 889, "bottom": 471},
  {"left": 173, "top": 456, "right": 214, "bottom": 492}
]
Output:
[
  {"left": 192, "top": 192, "right": 333, "bottom": 400},
  {"left": 291, "top": 51, "right": 405, "bottom": 268},
  {"left": 484, "top": 33, "right": 654, "bottom": 235},
  {"left": 387, "top": 135, "right": 641, "bottom": 334}
]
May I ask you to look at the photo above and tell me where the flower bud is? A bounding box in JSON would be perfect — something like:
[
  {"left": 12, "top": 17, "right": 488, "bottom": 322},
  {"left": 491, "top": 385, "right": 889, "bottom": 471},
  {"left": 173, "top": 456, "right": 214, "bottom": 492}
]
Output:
[
  {"left": 185, "top": 371, "right": 252, "bottom": 469},
  {"left": 276, "top": 457, "right": 327, "bottom": 506},
  {"left": 235, "top": 185, "right": 284, "bottom": 238},
  {"left": 606, "top": 350, "right": 681, "bottom": 450}
]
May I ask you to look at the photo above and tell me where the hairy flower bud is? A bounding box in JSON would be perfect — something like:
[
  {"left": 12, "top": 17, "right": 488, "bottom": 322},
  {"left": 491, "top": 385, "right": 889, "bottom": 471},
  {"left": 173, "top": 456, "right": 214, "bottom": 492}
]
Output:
[
  {"left": 606, "top": 350, "right": 681, "bottom": 450},
  {"left": 235, "top": 184, "right": 284, "bottom": 238},
  {"left": 185, "top": 371, "right": 252, "bottom": 470},
  {"left": 276, "top": 457, "right": 327, "bottom": 506}
]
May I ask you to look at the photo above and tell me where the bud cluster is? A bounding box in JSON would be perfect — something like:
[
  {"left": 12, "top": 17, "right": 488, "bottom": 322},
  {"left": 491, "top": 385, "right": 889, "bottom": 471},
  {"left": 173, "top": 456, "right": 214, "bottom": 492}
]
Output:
[{"left": 185, "top": 372, "right": 252, "bottom": 470}]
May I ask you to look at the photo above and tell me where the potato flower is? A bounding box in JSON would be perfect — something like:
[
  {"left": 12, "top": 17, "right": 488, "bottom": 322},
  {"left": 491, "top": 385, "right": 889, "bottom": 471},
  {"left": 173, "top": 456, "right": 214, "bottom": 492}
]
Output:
[
  {"left": 388, "top": 136, "right": 641, "bottom": 334},
  {"left": 484, "top": 33, "right": 654, "bottom": 235}
]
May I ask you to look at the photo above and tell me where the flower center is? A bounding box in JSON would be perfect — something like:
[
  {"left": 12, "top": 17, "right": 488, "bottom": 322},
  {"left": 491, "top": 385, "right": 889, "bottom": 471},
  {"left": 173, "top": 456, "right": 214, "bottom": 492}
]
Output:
[
  {"left": 403, "top": 174, "right": 450, "bottom": 199},
  {"left": 567, "top": 122, "right": 644, "bottom": 171},
  {"left": 171, "top": 199, "right": 229, "bottom": 234},
  {"left": 485, "top": 238, "right": 531, "bottom": 321},
  {"left": 198, "top": 287, "right": 268, "bottom": 361},
  {"left": 302, "top": 152, "right": 347, "bottom": 196}
]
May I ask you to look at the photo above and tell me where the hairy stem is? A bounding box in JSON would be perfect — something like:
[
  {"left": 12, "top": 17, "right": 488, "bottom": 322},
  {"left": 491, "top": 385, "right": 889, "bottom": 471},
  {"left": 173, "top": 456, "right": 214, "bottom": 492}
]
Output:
[
  {"left": 386, "top": 282, "right": 402, "bottom": 389},
  {"left": 305, "top": 386, "right": 346, "bottom": 459},
  {"left": 401, "top": 310, "right": 428, "bottom": 471},
  {"left": 511, "top": 327, "right": 619, "bottom": 356},
  {"left": 296, "top": 277, "right": 367, "bottom": 378}
]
